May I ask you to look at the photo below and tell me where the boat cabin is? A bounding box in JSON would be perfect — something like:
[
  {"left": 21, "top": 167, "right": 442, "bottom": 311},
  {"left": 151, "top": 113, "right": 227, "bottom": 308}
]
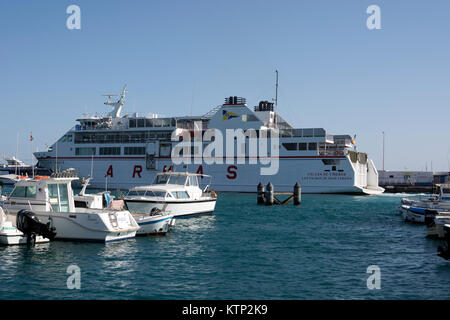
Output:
[
  {"left": 6, "top": 176, "right": 78, "bottom": 213},
  {"left": 437, "top": 184, "right": 450, "bottom": 201},
  {"left": 126, "top": 172, "right": 212, "bottom": 201}
]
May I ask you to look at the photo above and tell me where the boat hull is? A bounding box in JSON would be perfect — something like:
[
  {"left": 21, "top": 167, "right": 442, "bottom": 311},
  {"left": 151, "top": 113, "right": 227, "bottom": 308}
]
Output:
[
  {"left": 134, "top": 215, "right": 173, "bottom": 236},
  {"left": 125, "top": 198, "right": 216, "bottom": 218}
]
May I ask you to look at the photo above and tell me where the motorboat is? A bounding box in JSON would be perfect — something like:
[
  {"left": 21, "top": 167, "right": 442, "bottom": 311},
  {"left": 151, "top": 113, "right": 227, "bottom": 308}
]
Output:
[
  {"left": 124, "top": 172, "right": 217, "bottom": 219},
  {"left": 2, "top": 172, "right": 139, "bottom": 242},
  {"left": 425, "top": 211, "right": 450, "bottom": 238},
  {"left": 399, "top": 204, "right": 438, "bottom": 223},
  {"left": 133, "top": 208, "right": 173, "bottom": 236},
  {"left": 74, "top": 177, "right": 173, "bottom": 236},
  {"left": 401, "top": 184, "right": 450, "bottom": 211},
  {"left": 438, "top": 224, "right": 450, "bottom": 260}
]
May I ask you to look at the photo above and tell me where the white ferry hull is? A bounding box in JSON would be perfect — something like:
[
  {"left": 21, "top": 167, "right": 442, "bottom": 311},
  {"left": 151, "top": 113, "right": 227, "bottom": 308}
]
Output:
[{"left": 36, "top": 156, "right": 382, "bottom": 194}]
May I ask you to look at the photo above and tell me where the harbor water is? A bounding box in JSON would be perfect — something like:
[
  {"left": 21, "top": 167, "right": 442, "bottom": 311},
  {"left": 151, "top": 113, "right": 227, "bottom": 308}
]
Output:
[{"left": 1, "top": 190, "right": 450, "bottom": 300}]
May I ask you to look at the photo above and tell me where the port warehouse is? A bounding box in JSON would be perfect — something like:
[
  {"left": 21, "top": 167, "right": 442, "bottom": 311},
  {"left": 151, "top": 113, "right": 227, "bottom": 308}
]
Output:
[{"left": 379, "top": 171, "right": 450, "bottom": 191}]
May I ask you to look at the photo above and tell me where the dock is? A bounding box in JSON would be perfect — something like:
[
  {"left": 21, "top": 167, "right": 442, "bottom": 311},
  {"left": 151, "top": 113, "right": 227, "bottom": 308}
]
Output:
[{"left": 257, "top": 182, "right": 301, "bottom": 206}]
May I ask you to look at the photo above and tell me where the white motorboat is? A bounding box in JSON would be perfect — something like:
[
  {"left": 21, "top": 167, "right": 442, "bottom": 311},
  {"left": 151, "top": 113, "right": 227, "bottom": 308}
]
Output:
[
  {"left": 401, "top": 184, "right": 450, "bottom": 211},
  {"left": 74, "top": 177, "right": 173, "bottom": 236},
  {"left": 133, "top": 209, "right": 173, "bottom": 236},
  {"left": 0, "top": 207, "right": 51, "bottom": 245},
  {"left": 124, "top": 172, "right": 217, "bottom": 218},
  {"left": 2, "top": 172, "right": 139, "bottom": 242},
  {"left": 425, "top": 211, "right": 450, "bottom": 238}
]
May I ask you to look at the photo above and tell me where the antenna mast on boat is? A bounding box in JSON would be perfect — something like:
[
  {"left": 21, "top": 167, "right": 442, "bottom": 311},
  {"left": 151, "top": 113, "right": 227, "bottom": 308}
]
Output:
[
  {"left": 275, "top": 70, "right": 278, "bottom": 111},
  {"left": 103, "top": 84, "right": 127, "bottom": 118},
  {"left": 382, "top": 131, "right": 385, "bottom": 171}
]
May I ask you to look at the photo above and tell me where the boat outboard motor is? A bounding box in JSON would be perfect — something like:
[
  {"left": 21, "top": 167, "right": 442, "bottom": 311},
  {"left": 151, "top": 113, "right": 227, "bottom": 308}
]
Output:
[
  {"left": 424, "top": 209, "right": 438, "bottom": 227},
  {"left": 437, "top": 225, "right": 450, "bottom": 260},
  {"left": 149, "top": 207, "right": 163, "bottom": 216},
  {"left": 16, "top": 209, "right": 57, "bottom": 244}
]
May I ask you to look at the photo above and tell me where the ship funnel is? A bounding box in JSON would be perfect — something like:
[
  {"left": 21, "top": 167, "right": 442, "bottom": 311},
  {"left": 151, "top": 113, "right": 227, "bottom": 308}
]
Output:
[{"left": 224, "top": 96, "right": 246, "bottom": 105}]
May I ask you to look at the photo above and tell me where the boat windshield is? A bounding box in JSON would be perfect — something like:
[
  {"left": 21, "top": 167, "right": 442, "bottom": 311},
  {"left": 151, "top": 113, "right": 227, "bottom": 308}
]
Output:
[
  {"left": 127, "top": 190, "right": 145, "bottom": 196},
  {"left": 153, "top": 174, "right": 187, "bottom": 186},
  {"left": 146, "top": 191, "right": 167, "bottom": 198},
  {"left": 168, "top": 175, "right": 187, "bottom": 186},
  {"left": 154, "top": 174, "right": 170, "bottom": 184}
]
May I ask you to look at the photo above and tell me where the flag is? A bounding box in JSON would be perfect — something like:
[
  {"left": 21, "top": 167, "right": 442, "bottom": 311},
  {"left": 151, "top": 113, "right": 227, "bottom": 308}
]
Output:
[
  {"left": 352, "top": 134, "right": 356, "bottom": 145},
  {"left": 30, "top": 133, "right": 34, "bottom": 142}
]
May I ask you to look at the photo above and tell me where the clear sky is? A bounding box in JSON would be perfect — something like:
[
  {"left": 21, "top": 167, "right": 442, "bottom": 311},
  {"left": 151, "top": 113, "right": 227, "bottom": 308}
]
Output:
[{"left": 1, "top": 0, "right": 449, "bottom": 171}]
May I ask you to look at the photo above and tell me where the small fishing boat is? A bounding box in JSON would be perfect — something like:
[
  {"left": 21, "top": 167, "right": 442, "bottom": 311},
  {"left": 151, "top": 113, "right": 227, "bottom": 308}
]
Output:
[
  {"left": 2, "top": 172, "right": 139, "bottom": 242},
  {"left": 74, "top": 177, "right": 173, "bottom": 236},
  {"left": 437, "top": 224, "right": 450, "bottom": 260},
  {"left": 401, "top": 184, "right": 450, "bottom": 211},
  {"left": 124, "top": 172, "right": 217, "bottom": 219},
  {"left": 425, "top": 211, "right": 450, "bottom": 238},
  {"left": 398, "top": 204, "right": 435, "bottom": 223}
]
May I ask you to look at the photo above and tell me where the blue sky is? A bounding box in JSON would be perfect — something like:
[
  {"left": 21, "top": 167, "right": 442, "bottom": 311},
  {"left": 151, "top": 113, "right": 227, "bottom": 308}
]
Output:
[{"left": 1, "top": 0, "right": 449, "bottom": 171}]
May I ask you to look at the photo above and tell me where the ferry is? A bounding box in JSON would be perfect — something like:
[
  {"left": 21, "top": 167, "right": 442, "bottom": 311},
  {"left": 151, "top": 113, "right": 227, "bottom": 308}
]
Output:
[{"left": 34, "top": 86, "right": 384, "bottom": 194}]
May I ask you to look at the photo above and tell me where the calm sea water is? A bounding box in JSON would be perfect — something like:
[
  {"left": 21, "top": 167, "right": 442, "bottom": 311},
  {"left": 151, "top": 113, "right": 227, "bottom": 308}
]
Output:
[{"left": 1, "top": 188, "right": 450, "bottom": 300}]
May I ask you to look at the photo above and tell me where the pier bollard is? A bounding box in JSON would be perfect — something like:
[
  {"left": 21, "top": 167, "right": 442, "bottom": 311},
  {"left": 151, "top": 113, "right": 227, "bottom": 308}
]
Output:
[
  {"left": 265, "top": 182, "right": 274, "bottom": 206},
  {"left": 257, "top": 182, "right": 265, "bottom": 205},
  {"left": 293, "top": 182, "right": 301, "bottom": 205}
]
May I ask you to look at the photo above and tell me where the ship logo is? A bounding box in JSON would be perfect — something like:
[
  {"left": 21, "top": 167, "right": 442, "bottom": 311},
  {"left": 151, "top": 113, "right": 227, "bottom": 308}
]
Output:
[{"left": 222, "top": 110, "right": 239, "bottom": 120}]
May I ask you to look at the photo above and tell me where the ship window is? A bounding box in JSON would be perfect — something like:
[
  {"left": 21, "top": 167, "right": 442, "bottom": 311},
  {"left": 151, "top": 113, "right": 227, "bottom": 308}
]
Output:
[
  {"left": 124, "top": 147, "right": 146, "bottom": 155},
  {"left": 332, "top": 166, "right": 337, "bottom": 171},
  {"left": 322, "top": 159, "right": 341, "bottom": 165},
  {"left": 299, "top": 143, "right": 307, "bottom": 151},
  {"left": 75, "top": 147, "right": 96, "bottom": 156},
  {"left": 242, "top": 114, "right": 259, "bottom": 122},
  {"left": 137, "top": 119, "right": 145, "bottom": 128},
  {"left": 10, "top": 186, "right": 36, "bottom": 198},
  {"left": 282, "top": 143, "right": 298, "bottom": 151},
  {"left": 145, "top": 119, "right": 153, "bottom": 127},
  {"left": 129, "top": 119, "right": 136, "bottom": 128},
  {"left": 303, "top": 129, "right": 314, "bottom": 137},
  {"left": 308, "top": 143, "right": 317, "bottom": 151},
  {"left": 99, "top": 147, "right": 121, "bottom": 155},
  {"left": 159, "top": 144, "right": 172, "bottom": 157}
]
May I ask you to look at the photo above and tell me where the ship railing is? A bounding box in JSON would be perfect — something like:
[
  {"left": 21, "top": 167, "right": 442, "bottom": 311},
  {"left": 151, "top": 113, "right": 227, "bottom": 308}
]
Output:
[
  {"left": 318, "top": 149, "right": 347, "bottom": 156},
  {"left": 280, "top": 128, "right": 327, "bottom": 138}
]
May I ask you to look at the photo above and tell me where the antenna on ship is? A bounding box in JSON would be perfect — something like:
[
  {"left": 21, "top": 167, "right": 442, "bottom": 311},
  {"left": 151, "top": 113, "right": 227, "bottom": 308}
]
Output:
[
  {"left": 103, "top": 84, "right": 127, "bottom": 118},
  {"left": 275, "top": 70, "right": 278, "bottom": 111}
]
